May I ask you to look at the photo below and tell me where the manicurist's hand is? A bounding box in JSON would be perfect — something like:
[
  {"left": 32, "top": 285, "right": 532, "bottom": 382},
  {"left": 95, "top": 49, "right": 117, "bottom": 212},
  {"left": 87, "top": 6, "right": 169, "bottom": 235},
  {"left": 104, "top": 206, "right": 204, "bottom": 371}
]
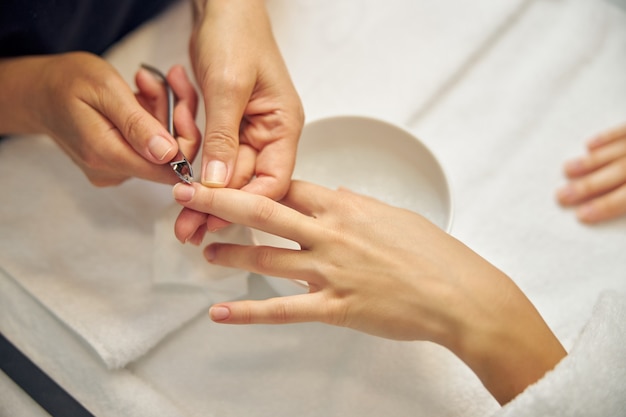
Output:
[
  {"left": 0, "top": 52, "right": 200, "bottom": 186},
  {"left": 557, "top": 123, "right": 626, "bottom": 223},
  {"left": 178, "top": 0, "right": 304, "bottom": 238},
  {"left": 172, "top": 180, "right": 566, "bottom": 404},
  {"left": 188, "top": 0, "right": 304, "bottom": 194}
]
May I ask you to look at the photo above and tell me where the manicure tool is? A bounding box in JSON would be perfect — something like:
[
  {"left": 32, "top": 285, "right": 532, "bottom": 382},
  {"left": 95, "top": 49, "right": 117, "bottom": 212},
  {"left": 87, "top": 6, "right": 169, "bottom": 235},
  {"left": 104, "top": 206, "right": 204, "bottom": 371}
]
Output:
[{"left": 140, "top": 63, "right": 194, "bottom": 184}]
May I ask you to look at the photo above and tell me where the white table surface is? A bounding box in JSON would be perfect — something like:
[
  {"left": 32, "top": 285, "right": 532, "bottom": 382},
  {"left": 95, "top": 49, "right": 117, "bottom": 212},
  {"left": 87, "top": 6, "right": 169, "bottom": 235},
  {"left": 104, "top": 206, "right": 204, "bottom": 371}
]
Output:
[{"left": 2, "top": 0, "right": 625, "bottom": 416}]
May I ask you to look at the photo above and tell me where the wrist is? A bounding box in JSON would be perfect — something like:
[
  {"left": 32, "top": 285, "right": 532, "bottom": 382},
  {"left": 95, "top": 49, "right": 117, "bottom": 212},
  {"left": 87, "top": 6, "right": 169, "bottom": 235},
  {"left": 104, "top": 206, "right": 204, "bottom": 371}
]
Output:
[
  {"left": 0, "top": 56, "right": 50, "bottom": 135},
  {"left": 192, "top": 0, "right": 267, "bottom": 25},
  {"left": 449, "top": 277, "right": 566, "bottom": 404},
  {"left": 188, "top": 0, "right": 274, "bottom": 91}
]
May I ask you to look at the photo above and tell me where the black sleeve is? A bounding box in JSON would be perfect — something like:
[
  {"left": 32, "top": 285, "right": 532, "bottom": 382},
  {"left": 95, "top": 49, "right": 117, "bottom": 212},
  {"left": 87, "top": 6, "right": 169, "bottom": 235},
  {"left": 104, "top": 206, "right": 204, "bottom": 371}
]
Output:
[{"left": 0, "top": 0, "right": 178, "bottom": 57}]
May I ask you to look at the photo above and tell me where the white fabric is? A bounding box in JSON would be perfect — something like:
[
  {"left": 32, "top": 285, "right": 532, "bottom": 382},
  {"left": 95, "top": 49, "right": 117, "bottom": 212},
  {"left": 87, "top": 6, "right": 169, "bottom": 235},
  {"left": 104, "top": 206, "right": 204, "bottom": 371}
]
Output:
[
  {"left": 0, "top": 267, "right": 189, "bottom": 417},
  {"left": 1, "top": 0, "right": 626, "bottom": 416},
  {"left": 493, "top": 292, "right": 626, "bottom": 417},
  {"left": 127, "top": 277, "right": 498, "bottom": 417},
  {"left": 153, "top": 203, "right": 254, "bottom": 290},
  {"left": 0, "top": 135, "right": 249, "bottom": 369}
]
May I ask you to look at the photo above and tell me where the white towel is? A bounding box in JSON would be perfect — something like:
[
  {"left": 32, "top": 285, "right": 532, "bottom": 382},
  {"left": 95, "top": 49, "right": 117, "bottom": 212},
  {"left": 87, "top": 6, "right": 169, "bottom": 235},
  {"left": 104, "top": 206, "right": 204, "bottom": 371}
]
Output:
[
  {"left": 153, "top": 203, "right": 254, "bottom": 290},
  {"left": 0, "top": 135, "right": 249, "bottom": 369},
  {"left": 492, "top": 292, "right": 626, "bottom": 417},
  {"left": 2, "top": 0, "right": 626, "bottom": 415},
  {"left": 0, "top": 267, "right": 190, "bottom": 417}
]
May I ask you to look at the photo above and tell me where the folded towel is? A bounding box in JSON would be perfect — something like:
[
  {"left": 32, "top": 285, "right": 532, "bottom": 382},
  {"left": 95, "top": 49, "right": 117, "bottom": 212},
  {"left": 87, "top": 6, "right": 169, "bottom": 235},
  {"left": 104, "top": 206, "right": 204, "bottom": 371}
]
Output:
[
  {"left": 0, "top": 267, "right": 190, "bottom": 417},
  {"left": 0, "top": 135, "right": 249, "bottom": 369}
]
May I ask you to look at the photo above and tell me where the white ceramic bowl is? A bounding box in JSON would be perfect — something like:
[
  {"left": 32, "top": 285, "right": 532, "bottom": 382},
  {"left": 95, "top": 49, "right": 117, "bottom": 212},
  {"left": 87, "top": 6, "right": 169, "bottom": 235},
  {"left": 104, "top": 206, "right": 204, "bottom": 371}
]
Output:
[{"left": 253, "top": 115, "right": 453, "bottom": 295}]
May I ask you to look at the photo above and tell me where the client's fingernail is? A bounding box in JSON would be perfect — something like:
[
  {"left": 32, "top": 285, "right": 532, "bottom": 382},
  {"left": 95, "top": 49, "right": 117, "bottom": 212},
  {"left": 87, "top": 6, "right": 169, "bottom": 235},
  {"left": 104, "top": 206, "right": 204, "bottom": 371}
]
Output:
[
  {"left": 189, "top": 230, "right": 204, "bottom": 246},
  {"left": 564, "top": 158, "right": 584, "bottom": 173},
  {"left": 587, "top": 134, "right": 605, "bottom": 148},
  {"left": 148, "top": 135, "right": 175, "bottom": 161},
  {"left": 202, "top": 160, "right": 227, "bottom": 187},
  {"left": 204, "top": 245, "right": 216, "bottom": 261},
  {"left": 577, "top": 204, "right": 597, "bottom": 223},
  {"left": 557, "top": 184, "right": 576, "bottom": 203},
  {"left": 209, "top": 305, "right": 230, "bottom": 321},
  {"left": 172, "top": 183, "right": 195, "bottom": 201}
]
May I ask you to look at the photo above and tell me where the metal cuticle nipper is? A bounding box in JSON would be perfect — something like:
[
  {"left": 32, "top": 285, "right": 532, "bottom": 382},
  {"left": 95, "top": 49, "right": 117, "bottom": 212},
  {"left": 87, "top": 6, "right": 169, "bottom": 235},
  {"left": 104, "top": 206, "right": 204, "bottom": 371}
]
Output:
[{"left": 140, "top": 63, "right": 194, "bottom": 184}]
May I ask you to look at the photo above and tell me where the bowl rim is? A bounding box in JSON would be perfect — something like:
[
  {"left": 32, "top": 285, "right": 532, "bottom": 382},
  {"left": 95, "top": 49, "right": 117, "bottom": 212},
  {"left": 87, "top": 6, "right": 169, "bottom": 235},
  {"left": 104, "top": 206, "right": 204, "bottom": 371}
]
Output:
[{"left": 298, "top": 114, "right": 454, "bottom": 232}]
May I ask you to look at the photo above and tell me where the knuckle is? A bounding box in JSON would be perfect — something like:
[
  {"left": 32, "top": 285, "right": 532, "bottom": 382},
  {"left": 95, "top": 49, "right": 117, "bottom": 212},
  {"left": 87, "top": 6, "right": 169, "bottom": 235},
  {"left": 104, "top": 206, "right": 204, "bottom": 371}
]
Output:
[
  {"left": 76, "top": 147, "right": 108, "bottom": 175},
  {"left": 237, "top": 302, "right": 254, "bottom": 324},
  {"left": 268, "top": 301, "right": 291, "bottom": 324},
  {"left": 250, "top": 198, "right": 277, "bottom": 225},
  {"left": 71, "top": 142, "right": 126, "bottom": 187},
  {"left": 199, "top": 186, "right": 217, "bottom": 210},
  {"left": 593, "top": 199, "right": 612, "bottom": 214},
  {"left": 91, "top": 75, "right": 123, "bottom": 107},
  {"left": 596, "top": 189, "right": 626, "bottom": 215},
  {"left": 318, "top": 228, "right": 346, "bottom": 252},
  {"left": 208, "top": 70, "right": 248, "bottom": 96},
  {"left": 80, "top": 162, "right": 126, "bottom": 187},
  {"left": 119, "top": 108, "right": 146, "bottom": 140},
  {"left": 253, "top": 247, "right": 275, "bottom": 271},
  {"left": 204, "top": 126, "right": 239, "bottom": 153},
  {"left": 321, "top": 296, "right": 349, "bottom": 327}
]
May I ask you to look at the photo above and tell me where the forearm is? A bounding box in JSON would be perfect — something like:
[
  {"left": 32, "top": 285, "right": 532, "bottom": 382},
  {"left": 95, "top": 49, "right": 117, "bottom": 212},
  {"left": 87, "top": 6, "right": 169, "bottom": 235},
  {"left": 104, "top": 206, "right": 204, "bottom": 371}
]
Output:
[
  {"left": 189, "top": 0, "right": 274, "bottom": 87},
  {"left": 0, "top": 56, "right": 49, "bottom": 135},
  {"left": 447, "top": 269, "right": 567, "bottom": 405},
  {"left": 191, "top": 0, "right": 268, "bottom": 24}
]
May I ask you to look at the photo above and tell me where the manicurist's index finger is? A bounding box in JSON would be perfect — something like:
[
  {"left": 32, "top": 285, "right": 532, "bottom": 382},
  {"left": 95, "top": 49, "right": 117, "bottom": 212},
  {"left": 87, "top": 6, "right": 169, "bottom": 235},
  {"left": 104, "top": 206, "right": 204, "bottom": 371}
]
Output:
[{"left": 172, "top": 183, "right": 317, "bottom": 246}]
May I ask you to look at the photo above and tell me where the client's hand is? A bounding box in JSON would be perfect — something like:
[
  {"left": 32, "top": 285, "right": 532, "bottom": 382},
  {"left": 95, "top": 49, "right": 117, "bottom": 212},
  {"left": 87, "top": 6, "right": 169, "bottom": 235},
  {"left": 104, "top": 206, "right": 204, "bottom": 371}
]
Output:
[
  {"left": 172, "top": 180, "right": 566, "bottom": 405},
  {"left": 557, "top": 123, "right": 626, "bottom": 223}
]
